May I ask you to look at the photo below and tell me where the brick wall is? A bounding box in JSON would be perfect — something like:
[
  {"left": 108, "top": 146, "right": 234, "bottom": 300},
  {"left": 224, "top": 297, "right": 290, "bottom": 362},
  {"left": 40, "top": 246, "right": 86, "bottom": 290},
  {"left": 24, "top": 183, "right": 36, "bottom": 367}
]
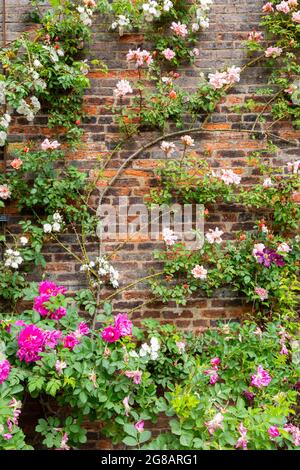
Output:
[{"left": 1, "top": 0, "right": 300, "bottom": 449}]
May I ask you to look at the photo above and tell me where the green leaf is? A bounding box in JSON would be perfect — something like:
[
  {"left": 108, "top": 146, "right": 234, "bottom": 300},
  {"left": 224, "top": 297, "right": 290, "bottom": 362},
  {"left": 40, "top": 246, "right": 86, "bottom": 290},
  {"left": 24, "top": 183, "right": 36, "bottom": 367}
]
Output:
[
  {"left": 139, "top": 430, "right": 151, "bottom": 444},
  {"left": 123, "top": 424, "right": 137, "bottom": 438},
  {"left": 122, "top": 436, "right": 138, "bottom": 447}
]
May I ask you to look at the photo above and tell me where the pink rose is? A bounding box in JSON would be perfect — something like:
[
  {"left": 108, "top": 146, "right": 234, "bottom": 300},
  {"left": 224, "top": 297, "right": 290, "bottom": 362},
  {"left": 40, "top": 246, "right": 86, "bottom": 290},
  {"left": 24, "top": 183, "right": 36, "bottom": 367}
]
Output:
[
  {"left": 10, "top": 158, "right": 23, "bottom": 170},
  {"left": 63, "top": 333, "right": 79, "bottom": 350},
  {"left": 0, "top": 184, "right": 11, "bottom": 200},
  {"left": 268, "top": 426, "right": 280, "bottom": 439},
  {"left": 292, "top": 10, "right": 300, "bottom": 22},
  {"left": 162, "top": 48, "right": 176, "bottom": 61},
  {"left": 170, "top": 22, "right": 188, "bottom": 37},
  {"left": 41, "top": 139, "right": 60, "bottom": 151},
  {"left": 114, "top": 313, "right": 132, "bottom": 337},
  {"left": 101, "top": 325, "right": 121, "bottom": 343},
  {"left": 0, "top": 359, "right": 11, "bottom": 384},
  {"left": 265, "top": 47, "right": 283, "bottom": 58},
  {"left": 135, "top": 420, "right": 144, "bottom": 432},
  {"left": 191, "top": 265, "right": 208, "bottom": 280},
  {"left": 250, "top": 365, "right": 272, "bottom": 388},
  {"left": 262, "top": 2, "right": 274, "bottom": 13}
]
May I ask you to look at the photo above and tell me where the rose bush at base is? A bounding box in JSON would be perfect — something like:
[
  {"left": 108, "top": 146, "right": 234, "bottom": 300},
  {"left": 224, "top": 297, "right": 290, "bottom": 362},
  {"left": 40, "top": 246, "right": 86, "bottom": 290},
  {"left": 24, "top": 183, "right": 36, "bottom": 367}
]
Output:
[{"left": 0, "top": 281, "right": 299, "bottom": 450}]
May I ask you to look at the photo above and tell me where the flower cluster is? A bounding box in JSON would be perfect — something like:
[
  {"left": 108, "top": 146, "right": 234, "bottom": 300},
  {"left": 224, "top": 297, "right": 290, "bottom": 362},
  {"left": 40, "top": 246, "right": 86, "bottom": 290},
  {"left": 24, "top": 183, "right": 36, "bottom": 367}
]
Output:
[
  {"left": 17, "top": 324, "right": 47, "bottom": 363},
  {"left": 41, "top": 139, "right": 60, "bottom": 151},
  {"left": 114, "top": 80, "right": 133, "bottom": 98},
  {"left": 77, "top": 0, "right": 97, "bottom": 27},
  {"left": 101, "top": 314, "right": 133, "bottom": 343},
  {"left": 43, "top": 213, "right": 64, "bottom": 234},
  {"left": 139, "top": 336, "right": 160, "bottom": 360},
  {"left": 162, "top": 228, "right": 178, "bottom": 246},
  {"left": 204, "top": 357, "right": 221, "bottom": 385},
  {"left": 4, "top": 249, "right": 23, "bottom": 270},
  {"left": 205, "top": 227, "right": 224, "bottom": 244},
  {"left": 235, "top": 423, "right": 249, "bottom": 450},
  {"left": 253, "top": 244, "right": 285, "bottom": 268},
  {"left": 63, "top": 322, "right": 90, "bottom": 350},
  {"left": 16, "top": 96, "right": 41, "bottom": 123},
  {"left": 33, "top": 281, "right": 67, "bottom": 320},
  {"left": 126, "top": 48, "right": 153, "bottom": 68},
  {"left": 212, "top": 168, "right": 241, "bottom": 185},
  {"left": 111, "top": 15, "right": 130, "bottom": 36},
  {"left": 250, "top": 365, "right": 272, "bottom": 388},
  {"left": 208, "top": 66, "right": 241, "bottom": 89}
]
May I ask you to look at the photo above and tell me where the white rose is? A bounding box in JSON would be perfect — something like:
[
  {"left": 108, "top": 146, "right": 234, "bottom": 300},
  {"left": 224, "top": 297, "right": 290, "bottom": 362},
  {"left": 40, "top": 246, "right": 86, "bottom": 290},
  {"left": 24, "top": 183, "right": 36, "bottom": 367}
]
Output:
[
  {"left": 43, "top": 223, "right": 52, "bottom": 233},
  {"left": 52, "top": 222, "right": 61, "bottom": 232},
  {"left": 20, "top": 237, "right": 28, "bottom": 246}
]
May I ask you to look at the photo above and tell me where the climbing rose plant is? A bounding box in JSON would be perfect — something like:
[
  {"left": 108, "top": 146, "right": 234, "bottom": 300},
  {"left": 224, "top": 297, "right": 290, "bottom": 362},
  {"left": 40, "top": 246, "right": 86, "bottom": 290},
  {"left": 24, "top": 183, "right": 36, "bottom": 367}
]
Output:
[{"left": 0, "top": 0, "right": 299, "bottom": 452}]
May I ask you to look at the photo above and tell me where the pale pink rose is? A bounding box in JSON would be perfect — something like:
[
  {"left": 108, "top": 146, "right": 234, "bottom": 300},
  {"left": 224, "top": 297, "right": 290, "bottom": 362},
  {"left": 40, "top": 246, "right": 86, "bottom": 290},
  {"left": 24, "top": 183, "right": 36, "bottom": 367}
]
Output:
[
  {"left": 162, "top": 48, "right": 175, "bottom": 61},
  {"left": 60, "top": 432, "right": 70, "bottom": 450},
  {"left": 0, "top": 184, "right": 11, "bottom": 200},
  {"left": 226, "top": 66, "right": 241, "bottom": 84},
  {"left": 276, "top": 1, "right": 290, "bottom": 13},
  {"left": 206, "top": 227, "right": 224, "bottom": 244},
  {"left": 208, "top": 71, "right": 228, "bottom": 89},
  {"left": 205, "top": 413, "right": 224, "bottom": 435},
  {"left": 123, "top": 396, "right": 130, "bottom": 416},
  {"left": 41, "top": 139, "right": 60, "bottom": 151},
  {"left": 55, "top": 360, "right": 67, "bottom": 375},
  {"left": 125, "top": 370, "right": 142, "bottom": 385},
  {"left": 263, "top": 177, "right": 273, "bottom": 187},
  {"left": 248, "top": 31, "right": 264, "bottom": 42},
  {"left": 126, "top": 48, "right": 153, "bottom": 67},
  {"left": 255, "top": 287, "right": 269, "bottom": 301},
  {"left": 265, "top": 46, "right": 283, "bottom": 58},
  {"left": 191, "top": 265, "right": 208, "bottom": 280},
  {"left": 235, "top": 423, "right": 248, "bottom": 450},
  {"left": 181, "top": 135, "right": 194, "bottom": 147},
  {"left": 114, "top": 80, "right": 133, "bottom": 98},
  {"left": 192, "top": 48, "right": 200, "bottom": 57},
  {"left": 262, "top": 2, "right": 274, "bottom": 13},
  {"left": 162, "top": 228, "right": 178, "bottom": 246},
  {"left": 170, "top": 22, "right": 188, "bottom": 37},
  {"left": 277, "top": 242, "right": 291, "bottom": 254},
  {"left": 160, "top": 141, "right": 176, "bottom": 155},
  {"left": 292, "top": 10, "right": 300, "bottom": 21},
  {"left": 220, "top": 169, "right": 241, "bottom": 185},
  {"left": 10, "top": 158, "right": 23, "bottom": 170}
]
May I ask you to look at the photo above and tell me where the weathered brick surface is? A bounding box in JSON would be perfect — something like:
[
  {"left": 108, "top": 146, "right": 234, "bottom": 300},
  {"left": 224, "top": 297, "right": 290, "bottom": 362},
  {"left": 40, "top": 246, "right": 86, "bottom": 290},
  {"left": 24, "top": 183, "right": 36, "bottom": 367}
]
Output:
[{"left": 1, "top": 0, "right": 300, "bottom": 449}]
